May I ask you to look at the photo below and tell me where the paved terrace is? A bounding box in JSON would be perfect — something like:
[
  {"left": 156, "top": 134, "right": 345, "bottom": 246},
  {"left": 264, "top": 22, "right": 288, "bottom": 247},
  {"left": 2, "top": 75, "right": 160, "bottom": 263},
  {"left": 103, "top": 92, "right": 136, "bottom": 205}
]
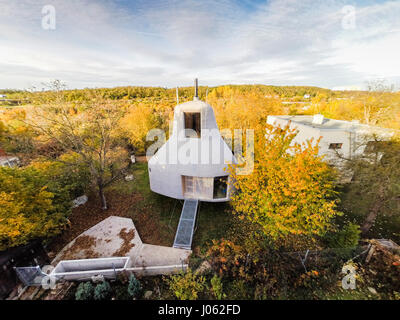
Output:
[{"left": 52, "top": 216, "right": 191, "bottom": 273}]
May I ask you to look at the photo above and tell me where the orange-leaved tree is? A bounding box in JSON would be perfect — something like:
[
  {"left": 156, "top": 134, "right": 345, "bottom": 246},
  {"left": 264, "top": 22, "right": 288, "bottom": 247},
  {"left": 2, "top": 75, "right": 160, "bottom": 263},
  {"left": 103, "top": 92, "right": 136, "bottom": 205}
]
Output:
[{"left": 229, "top": 123, "right": 341, "bottom": 242}]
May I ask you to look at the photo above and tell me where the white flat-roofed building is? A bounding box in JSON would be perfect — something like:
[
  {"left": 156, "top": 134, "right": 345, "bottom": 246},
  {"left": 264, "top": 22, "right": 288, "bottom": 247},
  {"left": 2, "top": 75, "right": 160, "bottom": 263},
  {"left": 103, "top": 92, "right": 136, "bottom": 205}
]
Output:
[{"left": 267, "top": 114, "right": 394, "bottom": 163}]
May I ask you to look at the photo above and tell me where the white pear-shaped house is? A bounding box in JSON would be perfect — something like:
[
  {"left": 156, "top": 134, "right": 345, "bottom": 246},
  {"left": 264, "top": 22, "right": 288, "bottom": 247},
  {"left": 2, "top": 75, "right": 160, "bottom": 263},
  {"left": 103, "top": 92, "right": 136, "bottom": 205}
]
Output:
[{"left": 148, "top": 97, "right": 236, "bottom": 202}]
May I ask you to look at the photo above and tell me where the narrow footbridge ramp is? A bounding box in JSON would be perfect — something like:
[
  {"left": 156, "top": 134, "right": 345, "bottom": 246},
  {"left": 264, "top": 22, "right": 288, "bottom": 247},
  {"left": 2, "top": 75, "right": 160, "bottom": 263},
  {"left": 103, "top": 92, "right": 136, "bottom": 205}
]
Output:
[{"left": 173, "top": 199, "right": 199, "bottom": 250}]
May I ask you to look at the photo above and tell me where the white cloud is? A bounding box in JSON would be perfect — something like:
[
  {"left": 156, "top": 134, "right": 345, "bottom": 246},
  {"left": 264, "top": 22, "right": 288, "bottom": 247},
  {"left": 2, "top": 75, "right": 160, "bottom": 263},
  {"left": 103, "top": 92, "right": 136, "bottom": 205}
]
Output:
[{"left": 0, "top": 0, "right": 399, "bottom": 89}]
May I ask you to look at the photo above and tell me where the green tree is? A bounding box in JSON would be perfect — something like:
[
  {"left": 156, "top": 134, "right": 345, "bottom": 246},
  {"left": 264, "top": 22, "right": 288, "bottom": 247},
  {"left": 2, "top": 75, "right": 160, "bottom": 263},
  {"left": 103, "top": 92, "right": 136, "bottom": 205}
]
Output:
[{"left": 324, "top": 222, "right": 361, "bottom": 248}]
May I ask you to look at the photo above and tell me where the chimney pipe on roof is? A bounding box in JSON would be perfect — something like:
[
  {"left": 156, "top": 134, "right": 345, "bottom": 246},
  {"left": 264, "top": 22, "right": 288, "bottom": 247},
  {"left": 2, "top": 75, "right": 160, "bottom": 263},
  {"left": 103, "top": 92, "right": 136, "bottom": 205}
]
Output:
[{"left": 194, "top": 78, "right": 198, "bottom": 100}]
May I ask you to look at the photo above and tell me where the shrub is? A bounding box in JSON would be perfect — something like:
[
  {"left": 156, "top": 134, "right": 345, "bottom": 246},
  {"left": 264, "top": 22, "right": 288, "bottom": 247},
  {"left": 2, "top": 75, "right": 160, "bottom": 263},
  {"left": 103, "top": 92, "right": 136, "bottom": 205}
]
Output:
[
  {"left": 114, "top": 284, "right": 131, "bottom": 300},
  {"left": 75, "top": 282, "right": 94, "bottom": 300},
  {"left": 325, "top": 223, "right": 361, "bottom": 249},
  {"left": 127, "top": 274, "right": 142, "bottom": 298},
  {"left": 164, "top": 268, "right": 205, "bottom": 300},
  {"left": 94, "top": 281, "right": 112, "bottom": 300},
  {"left": 226, "top": 279, "right": 251, "bottom": 299},
  {"left": 210, "top": 275, "right": 225, "bottom": 300},
  {"left": 32, "top": 152, "right": 91, "bottom": 199}
]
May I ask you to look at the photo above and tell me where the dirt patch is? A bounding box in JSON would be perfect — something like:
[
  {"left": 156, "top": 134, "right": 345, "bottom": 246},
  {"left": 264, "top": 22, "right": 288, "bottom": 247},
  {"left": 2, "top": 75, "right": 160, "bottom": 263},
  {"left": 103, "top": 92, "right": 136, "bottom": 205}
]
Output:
[
  {"left": 135, "top": 155, "right": 148, "bottom": 163},
  {"left": 112, "top": 228, "right": 136, "bottom": 256},
  {"left": 132, "top": 208, "right": 173, "bottom": 246},
  {"left": 42, "top": 282, "right": 75, "bottom": 301},
  {"left": 59, "top": 235, "right": 99, "bottom": 260}
]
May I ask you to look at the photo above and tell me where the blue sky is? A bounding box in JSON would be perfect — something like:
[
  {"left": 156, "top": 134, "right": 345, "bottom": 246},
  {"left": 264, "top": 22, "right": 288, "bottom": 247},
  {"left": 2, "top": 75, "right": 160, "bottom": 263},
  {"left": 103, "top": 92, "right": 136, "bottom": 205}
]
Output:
[{"left": 0, "top": 0, "right": 400, "bottom": 90}]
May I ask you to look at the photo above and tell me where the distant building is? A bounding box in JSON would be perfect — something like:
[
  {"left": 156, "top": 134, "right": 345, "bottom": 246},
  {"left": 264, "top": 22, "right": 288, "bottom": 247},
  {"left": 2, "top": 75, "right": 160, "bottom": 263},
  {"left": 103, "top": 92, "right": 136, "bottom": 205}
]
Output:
[
  {"left": 0, "top": 148, "right": 20, "bottom": 167},
  {"left": 303, "top": 94, "right": 311, "bottom": 99},
  {"left": 267, "top": 114, "right": 394, "bottom": 164},
  {"left": 0, "top": 94, "right": 6, "bottom": 99}
]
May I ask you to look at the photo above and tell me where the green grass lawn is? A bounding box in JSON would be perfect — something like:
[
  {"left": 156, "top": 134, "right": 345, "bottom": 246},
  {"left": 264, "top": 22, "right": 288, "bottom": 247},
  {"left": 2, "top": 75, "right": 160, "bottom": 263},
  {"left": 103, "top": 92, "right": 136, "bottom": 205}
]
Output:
[
  {"left": 108, "top": 162, "right": 234, "bottom": 251},
  {"left": 338, "top": 184, "right": 400, "bottom": 243}
]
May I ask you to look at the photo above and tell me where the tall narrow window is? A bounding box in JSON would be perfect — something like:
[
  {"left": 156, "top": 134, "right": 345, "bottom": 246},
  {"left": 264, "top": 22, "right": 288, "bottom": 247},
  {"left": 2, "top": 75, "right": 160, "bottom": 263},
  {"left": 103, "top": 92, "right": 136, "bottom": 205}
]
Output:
[{"left": 184, "top": 112, "right": 201, "bottom": 138}]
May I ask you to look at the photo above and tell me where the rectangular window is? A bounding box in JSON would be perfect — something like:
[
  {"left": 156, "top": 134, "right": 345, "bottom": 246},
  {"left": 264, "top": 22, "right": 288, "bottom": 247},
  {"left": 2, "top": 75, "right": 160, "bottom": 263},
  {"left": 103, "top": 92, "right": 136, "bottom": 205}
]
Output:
[
  {"left": 213, "top": 176, "right": 228, "bottom": 199},
  {"left": 182, "top": 176, "right": 213, "bottom": 200},
  {"left": 329, "top": 143, "right": 343, "bottom": 150},
  {"left": 184, "top": 112, "right": 201, "bottom": 138}
]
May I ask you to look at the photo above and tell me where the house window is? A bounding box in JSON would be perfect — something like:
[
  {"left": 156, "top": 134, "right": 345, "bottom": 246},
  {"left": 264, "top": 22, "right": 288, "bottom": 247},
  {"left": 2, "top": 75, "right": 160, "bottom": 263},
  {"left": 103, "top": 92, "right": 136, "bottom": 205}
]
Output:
[
  {"left": 329, "top": 143, "right": 343, "bottom": 150},
  {"left": 184, "top": 112, "right": 201, "bottom": 138},
  {"left": 182, "top": 176, "right": 213, "bottom": 199},
  {"left": 213, "top": 176, "right": 228, "bottom": 199}
]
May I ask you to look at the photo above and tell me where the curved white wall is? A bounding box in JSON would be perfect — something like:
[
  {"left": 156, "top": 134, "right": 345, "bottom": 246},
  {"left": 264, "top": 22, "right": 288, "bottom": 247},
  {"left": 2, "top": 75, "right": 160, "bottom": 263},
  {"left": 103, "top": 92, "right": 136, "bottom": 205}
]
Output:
[{"left": 148, "top": 98, "right": 236, "bottom": 201}]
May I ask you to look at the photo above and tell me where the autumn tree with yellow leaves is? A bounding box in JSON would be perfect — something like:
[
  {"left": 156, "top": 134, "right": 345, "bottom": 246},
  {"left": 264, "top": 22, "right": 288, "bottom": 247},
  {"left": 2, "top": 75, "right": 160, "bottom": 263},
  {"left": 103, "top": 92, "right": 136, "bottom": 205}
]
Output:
[
  {"left": 229, "top": 123, "right": 340, "bottom": 242},
  {"left": 0, "top": 108, "right": 35, "bottom": 154},
  {"left": 0, "top": 166, "right": 67, "bottom": 250},
  {"left": 207, "top": 86, "right": 283, "bottom": 133},
  {"left": 119, "top": 103, "right": 165, "bottom": 154}
]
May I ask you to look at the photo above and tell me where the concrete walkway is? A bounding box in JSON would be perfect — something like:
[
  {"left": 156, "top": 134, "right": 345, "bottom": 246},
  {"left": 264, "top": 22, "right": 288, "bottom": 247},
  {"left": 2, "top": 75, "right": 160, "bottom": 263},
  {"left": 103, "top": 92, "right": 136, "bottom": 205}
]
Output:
[{"left": 52, "top": 216, "right": 191, "bottom": 273}]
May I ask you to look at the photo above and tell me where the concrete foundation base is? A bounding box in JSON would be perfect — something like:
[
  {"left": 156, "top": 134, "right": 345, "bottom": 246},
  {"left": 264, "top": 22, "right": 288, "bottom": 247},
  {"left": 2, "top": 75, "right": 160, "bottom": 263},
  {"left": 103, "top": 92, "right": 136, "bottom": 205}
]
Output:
[{"left": 51, "top": 216, "right": 191, "bottom": 278}]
